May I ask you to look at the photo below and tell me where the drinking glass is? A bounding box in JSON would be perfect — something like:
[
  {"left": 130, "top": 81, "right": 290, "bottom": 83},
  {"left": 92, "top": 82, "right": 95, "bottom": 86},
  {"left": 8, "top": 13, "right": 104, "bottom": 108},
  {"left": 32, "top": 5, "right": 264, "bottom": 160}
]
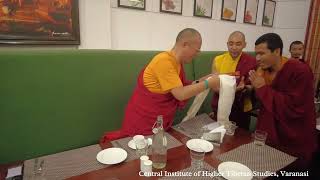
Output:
[
  {"left": 190, "top": 149, "right": 205, "bottom": 170},
  {"left": 133, "top": 135, "right": 148, "bottom": 156},
  {"left": 254, "top": 130, "right": 268, "bottom": 146},
  {"left": 225, "top": 121, "right": 237, "bottom": 136}
]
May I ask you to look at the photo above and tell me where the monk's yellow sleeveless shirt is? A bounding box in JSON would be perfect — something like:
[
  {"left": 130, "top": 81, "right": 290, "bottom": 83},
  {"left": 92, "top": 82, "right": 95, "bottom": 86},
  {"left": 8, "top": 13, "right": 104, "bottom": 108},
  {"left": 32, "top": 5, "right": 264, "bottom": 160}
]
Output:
[{"left": 212, "top": 52, "right": 241, "bottom": 73}]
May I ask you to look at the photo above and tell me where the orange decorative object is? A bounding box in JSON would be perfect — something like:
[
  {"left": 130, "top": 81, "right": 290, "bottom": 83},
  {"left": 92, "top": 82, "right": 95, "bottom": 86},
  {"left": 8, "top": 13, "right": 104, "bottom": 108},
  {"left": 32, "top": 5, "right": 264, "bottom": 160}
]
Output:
[{"left": 223, "top": 8, "right": 233, "bottom": 19}]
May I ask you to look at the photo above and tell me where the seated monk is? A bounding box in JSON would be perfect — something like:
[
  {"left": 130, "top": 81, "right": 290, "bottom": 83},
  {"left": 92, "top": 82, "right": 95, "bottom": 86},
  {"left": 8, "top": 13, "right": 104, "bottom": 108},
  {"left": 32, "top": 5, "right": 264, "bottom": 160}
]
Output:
[
  {"left": 249, "top": 33, "right": 317, "bottom": 168},
  {"left": 211, "top": 31, "right": 256, "bottom": 129},
  {"left": 100, "top": 28, "right": 220, "bottom": 143}
]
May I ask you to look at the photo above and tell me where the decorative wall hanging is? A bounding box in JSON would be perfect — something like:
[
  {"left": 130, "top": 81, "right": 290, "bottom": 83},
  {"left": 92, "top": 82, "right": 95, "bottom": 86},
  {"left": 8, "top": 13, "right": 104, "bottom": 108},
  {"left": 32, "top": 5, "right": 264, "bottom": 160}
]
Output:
[
  {"left": 193, "top": 0, "right": 213, "bottom": 18},
  {"left": 118, "top": 0, "right": 145, "bottom": 10},
  {"left": 221, "top": 0, "right": 238, "bottom": 21},
  {"left": 0, "top": 0, "right": 80, "bottom": 45},
  {"left": 262, "top": 0, "right": 276, "bottom": 27},
  {"left": 244, "top": 0, "right": 259, "bottom": 24},
  {"left": 160, "top": 0, "right": 183, "bottom": 14}
]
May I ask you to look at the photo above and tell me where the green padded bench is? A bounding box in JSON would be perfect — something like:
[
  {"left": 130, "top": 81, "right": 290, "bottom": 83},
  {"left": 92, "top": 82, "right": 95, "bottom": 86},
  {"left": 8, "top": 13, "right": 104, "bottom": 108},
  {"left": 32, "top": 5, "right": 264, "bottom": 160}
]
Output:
[
  {"left": 0, "top": 50, "right": 195, "bottom": 163},
  {"left": 0, "top": 49, "right": 255, "bottom": 164}
]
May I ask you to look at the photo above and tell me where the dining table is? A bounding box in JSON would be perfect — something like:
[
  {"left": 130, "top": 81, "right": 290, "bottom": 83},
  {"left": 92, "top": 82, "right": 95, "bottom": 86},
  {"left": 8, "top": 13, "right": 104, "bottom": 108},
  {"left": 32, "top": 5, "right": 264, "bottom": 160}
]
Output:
[
  {"left": 2, "top": 114, "right": 300, "bottom": 180},
  {"left": 68, "top": 130, "right": 254, "bottom": 180}
]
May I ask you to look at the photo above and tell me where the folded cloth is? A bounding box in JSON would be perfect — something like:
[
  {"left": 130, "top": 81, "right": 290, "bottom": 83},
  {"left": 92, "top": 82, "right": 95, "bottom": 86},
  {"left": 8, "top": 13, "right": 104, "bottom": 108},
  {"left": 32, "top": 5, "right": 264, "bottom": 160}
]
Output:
[
  {"left": 208, "top": 125, "right": 226, "bottom": 143},
  {"left": 217, "top": 75, "right": 236, "bottom": 125},
  {"left": 201, "top": 122, "right": 226, "bottom": 143},
  {"left": 202, "top": 121, "right": 221, "bottom": 130},
  {"left": 202, "top": 132, "right": 221, "bottom": 143}
]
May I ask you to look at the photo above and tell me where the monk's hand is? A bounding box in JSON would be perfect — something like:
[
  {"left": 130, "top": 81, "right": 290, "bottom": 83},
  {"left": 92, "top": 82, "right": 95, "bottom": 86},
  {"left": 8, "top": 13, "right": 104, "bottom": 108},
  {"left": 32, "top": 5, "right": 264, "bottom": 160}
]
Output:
[
  {"left": 249, "top": 70, "right": 266, "bottom": 89},
  {"left": 236, "top": 76, "right": 245, "bottom": 91},
  {"left": 208, "top": 74, "right": 220, "bottom": 92},
  {"left": 244, "top": 85, "right": 253, "bottom": 92}
]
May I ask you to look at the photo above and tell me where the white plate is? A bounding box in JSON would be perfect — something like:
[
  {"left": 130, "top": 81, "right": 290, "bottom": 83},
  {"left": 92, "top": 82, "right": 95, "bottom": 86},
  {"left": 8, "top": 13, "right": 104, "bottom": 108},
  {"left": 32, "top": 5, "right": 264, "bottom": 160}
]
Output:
[
  {"left": 128, "top": 138, "right": 152, "bottom": 150},
  {"left": 96, "top": 148, "right": 127, "bottom": 165},
  {"left": 218, "top": 161, "right": 253, "bottom": 180},
  {"left": 186, "top": 139, "right": 213, "bottom": 152}
]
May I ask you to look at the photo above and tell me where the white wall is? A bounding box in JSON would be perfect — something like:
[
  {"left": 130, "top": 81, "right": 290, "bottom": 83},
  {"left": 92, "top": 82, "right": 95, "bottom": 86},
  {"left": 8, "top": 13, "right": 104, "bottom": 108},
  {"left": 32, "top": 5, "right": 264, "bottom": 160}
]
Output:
[
  {"left": 79, "top": 0, "right": 310, "bottom": 57},
  {"left": 78, "top": 0, "right": 111, "bottom": 49},
  {"left": 273, "top": 0, "right": 311, "bottom": 57}
]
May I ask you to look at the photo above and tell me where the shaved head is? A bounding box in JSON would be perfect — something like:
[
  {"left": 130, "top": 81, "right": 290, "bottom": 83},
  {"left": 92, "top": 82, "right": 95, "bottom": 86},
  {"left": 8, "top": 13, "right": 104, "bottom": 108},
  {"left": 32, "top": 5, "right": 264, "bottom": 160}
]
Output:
[
  {"left": 176, "top": 28, "right": 202, "bottom": 43},
  {"left": 173, "top": 28, "right": 202, "bottom": 64},
  {"left": 227, "top": 31, "right": 246, "bottom": 59},
  {"left": 228, "top": 31, "right": 246, "bottom": 42}
]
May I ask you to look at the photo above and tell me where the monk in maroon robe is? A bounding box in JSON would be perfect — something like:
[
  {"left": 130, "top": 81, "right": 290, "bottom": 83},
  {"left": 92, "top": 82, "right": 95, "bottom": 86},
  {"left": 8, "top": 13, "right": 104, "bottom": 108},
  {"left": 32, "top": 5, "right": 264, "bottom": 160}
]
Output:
[
  {"left": 249, "top": 33, "right": 317, "bottom": 168},
  {"left": 289, "top": 40, "right": 305, "bottom": 63},
  {"left": 100, "top": 28, "right": 220, "bottom": 145},
  {"left": 211, "top": 31, "right": 257, "bottom": 130},
  {"left": 102, "top": 66, "right": 190, "bottom": 141}
]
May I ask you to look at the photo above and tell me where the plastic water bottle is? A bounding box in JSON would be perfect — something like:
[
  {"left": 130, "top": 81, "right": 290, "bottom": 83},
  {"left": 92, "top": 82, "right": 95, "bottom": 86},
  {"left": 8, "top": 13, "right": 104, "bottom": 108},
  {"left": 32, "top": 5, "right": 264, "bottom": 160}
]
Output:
[{"left": 151, "top": 115, "right": 167, "bottom": 169}]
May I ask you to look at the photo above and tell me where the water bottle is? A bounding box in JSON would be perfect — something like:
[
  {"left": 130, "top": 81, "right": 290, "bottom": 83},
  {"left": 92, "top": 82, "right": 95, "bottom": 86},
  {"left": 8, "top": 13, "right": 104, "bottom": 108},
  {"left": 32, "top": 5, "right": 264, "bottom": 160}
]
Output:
[{"left": 151, "top": 115, "right": 167, "bottom": 169}]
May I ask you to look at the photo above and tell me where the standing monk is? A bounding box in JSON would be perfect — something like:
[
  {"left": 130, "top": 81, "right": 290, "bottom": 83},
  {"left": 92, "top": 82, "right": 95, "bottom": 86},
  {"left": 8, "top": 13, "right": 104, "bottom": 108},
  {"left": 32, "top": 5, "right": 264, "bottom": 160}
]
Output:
[
  {"left": 211, "top": 31, "right": 256, "bottom": 129},
  {"left": 249, "top": 33, "right": 317, "bottom": 168},
  {"left": 100, "top": 28, "right": 220, "bottom": 142},
  {"left": 289, "top": 40, "right": 305, "bottom": 63}
]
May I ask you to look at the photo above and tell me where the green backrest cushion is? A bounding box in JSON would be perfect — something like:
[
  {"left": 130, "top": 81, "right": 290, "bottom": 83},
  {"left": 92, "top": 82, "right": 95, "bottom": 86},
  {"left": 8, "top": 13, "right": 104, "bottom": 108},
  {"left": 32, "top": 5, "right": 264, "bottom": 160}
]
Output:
[
  {"left": 0, "top": 49, "right": 253, "bottom": 163},
  {"left": 0, "top": 50, "right": 194, "bottom": 163}
]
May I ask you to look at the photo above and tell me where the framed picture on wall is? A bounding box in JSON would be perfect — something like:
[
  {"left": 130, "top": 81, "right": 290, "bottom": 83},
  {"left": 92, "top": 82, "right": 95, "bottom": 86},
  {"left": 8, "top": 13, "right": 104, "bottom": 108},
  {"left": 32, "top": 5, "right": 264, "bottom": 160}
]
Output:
[
  {"left": 0, "top": 0, "right": 80, "bottom": 45},
  {"left": 118, "top": 0, "right": 145, "bottom": 10},
  {"left": 193, "top": 0, "right": 213, "bottom": 18},
  {"left": 221, "top": 0, "right": 238, "bottom": 21},
  {"left": 244, "top": 0, "right": 259, "bottom": 24},
  {"left": 160, "top": 0, "right": 183, "bottom": 14},
  {"left": 262, "top": 0, "right": 276, "bottom": 27}
]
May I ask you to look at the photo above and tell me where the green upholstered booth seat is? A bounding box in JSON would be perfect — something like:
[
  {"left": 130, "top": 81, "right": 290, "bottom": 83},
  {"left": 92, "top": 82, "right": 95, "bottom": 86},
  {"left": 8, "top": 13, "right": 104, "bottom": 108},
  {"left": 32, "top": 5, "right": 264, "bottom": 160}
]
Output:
[
  {"left": 0, "top": 50, "right": 194, "bottom": 163},
  {"left": 0, "top": 50, "right": 256, "bottom": 164}
]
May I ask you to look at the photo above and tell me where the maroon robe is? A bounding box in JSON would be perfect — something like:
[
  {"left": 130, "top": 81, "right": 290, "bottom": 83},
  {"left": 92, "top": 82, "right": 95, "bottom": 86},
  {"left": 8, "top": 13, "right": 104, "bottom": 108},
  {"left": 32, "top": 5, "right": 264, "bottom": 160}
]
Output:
[
  {"left": 0, "top": 167, "right": 7, "bottom": 180},
  {"left": 100, "top": 66, "right": 191, "bottom": 144},
  {"left": 211, "top": 52, "right": 257, "bottom": 129},
  {"left": 299, "top": 58, "right": 305, "bottom": 63},
  {"left": 255, "top": 60, "right": 317, "bottom": 166}
]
